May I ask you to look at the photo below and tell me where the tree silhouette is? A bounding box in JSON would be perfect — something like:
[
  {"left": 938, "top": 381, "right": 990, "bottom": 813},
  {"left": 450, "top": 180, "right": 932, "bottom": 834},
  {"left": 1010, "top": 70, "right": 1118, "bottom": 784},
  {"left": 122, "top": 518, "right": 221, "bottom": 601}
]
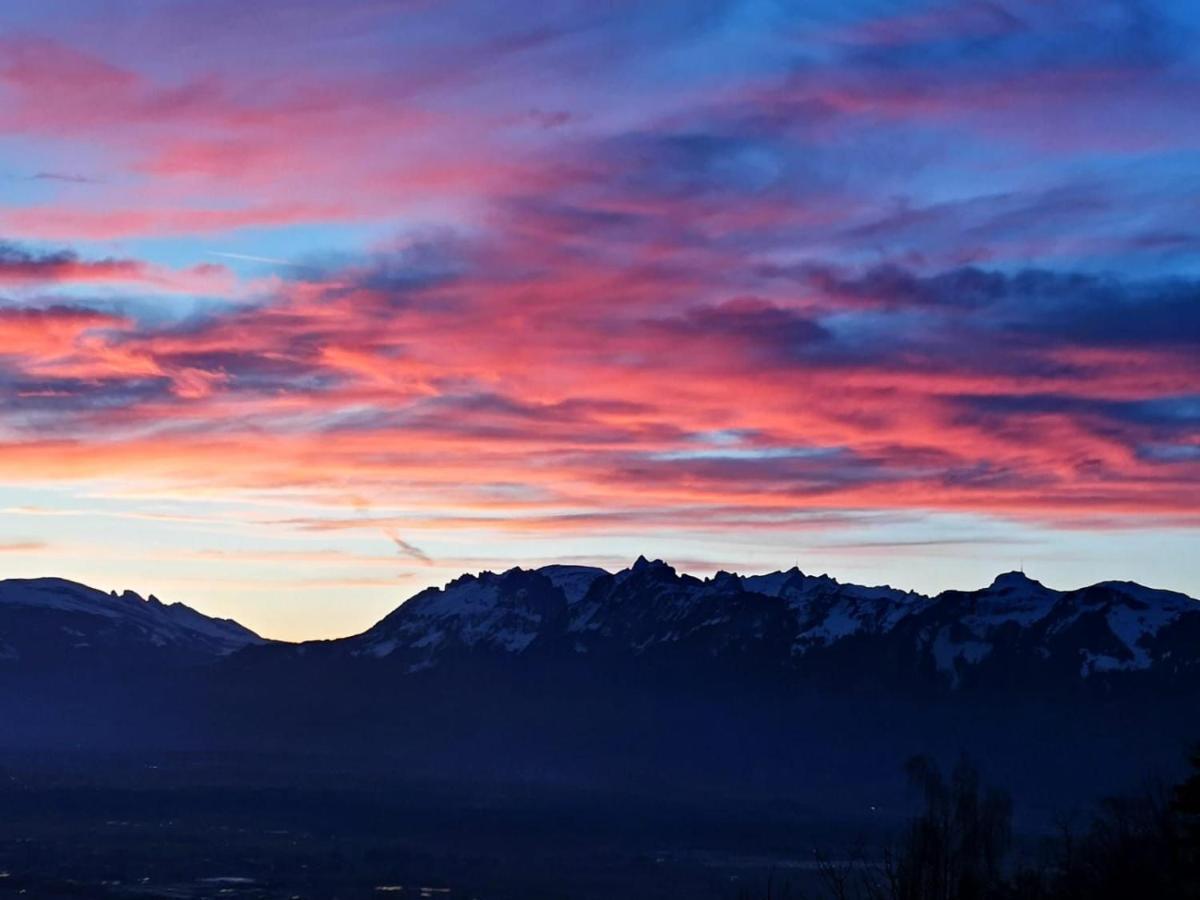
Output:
[
  {"left": 889, "top": 755, "right": 1012, "bottom": 900},
  {"left": 751, "top": 748, "right": 1200, "bottom": 900},
  {"left": 1172, "top": 745, "right": 1200, "bottom": 899}
]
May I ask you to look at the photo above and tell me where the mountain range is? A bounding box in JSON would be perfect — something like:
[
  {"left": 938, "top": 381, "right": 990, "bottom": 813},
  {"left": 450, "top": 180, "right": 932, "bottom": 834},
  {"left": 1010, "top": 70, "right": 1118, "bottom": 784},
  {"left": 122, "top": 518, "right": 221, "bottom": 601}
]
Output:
[{"left": 2, "top": 559, "right": 1197, "bottom": 818}]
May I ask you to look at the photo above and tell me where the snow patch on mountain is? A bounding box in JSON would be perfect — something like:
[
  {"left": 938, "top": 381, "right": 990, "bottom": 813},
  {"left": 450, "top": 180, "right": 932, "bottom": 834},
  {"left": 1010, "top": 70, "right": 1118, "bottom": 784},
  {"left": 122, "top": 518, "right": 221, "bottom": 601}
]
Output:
[
  {"left": 964, "top": 572, "right": 1059, "bottom": 628},
  {"left": 1069, "top": 583, "right": 1198, "bottom": 672},
  {"left": 0, "top": 577, "right": 264, "bottom": 656},
  {"left": 740, "top": 569, "right": 796, "bottom": 597},
  {"left": 539, "top": 565, "right": 606, "bottom": 604},
  {"left": 931, "top": 629, "right": 993, "bottom": 687},
  {"left": 357, "top": 569, "right": 566, "bottom": 665},
  {"left": 0, "top": 578, "right": 130, "bottom": 619},
  {"left": 745, "top": 570, "right": 925, "bottom": 651}
]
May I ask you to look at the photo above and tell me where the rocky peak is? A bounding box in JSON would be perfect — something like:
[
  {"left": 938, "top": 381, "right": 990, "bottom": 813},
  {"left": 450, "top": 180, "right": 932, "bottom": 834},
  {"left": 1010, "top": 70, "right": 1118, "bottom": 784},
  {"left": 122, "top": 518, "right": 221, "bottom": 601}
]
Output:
[{"left": 987, "top": 571, "right": 1048, "bottom": 593}]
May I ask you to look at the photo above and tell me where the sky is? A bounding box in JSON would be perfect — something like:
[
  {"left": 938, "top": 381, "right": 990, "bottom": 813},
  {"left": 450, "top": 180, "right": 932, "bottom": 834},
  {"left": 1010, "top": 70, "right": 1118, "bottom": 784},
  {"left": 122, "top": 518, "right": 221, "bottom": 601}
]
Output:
[{"left": 1, "top": 0, "right": 1199, "bottom": 640}]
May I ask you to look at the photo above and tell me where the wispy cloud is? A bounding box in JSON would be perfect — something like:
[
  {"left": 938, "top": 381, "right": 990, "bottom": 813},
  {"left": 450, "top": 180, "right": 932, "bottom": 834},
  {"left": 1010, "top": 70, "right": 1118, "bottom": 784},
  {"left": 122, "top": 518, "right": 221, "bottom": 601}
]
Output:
[
  {"left": 30, "top": 171, "right": 99, "bottom": 184},
  {"left": 0, "top": 540, "right": 49, "bottom": 553}
]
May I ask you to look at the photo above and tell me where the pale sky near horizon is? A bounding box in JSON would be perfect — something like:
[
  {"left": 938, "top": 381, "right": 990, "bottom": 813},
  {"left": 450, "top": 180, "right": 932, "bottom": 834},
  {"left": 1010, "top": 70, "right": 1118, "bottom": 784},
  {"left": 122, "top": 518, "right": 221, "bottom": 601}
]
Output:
[{"left": 1, "top": 0, "right": 1198, "bottom": 640}]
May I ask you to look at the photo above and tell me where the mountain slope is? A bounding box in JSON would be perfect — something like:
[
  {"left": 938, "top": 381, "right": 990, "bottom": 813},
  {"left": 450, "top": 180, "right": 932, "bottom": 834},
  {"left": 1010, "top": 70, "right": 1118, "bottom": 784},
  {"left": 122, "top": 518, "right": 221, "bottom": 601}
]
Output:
[
  {"left": 0, "top": 577, "right": 265, "bottom": 668},
  {"left": 327, "top": 560, "right": 1200, "bottom": 691}
]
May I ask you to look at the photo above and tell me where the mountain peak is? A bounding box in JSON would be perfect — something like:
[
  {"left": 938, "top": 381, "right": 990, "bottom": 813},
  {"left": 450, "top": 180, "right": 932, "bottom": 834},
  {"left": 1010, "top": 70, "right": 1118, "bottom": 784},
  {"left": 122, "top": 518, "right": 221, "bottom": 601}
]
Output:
[
  {"left": 629, "top": 556, "right": 674, "bottom": 577},
  {"left": 988, "top": 571, "right": 1046, "bottom": 592},
  {"left": 709, "top": 570, "right": 743, "bottom": 592}
]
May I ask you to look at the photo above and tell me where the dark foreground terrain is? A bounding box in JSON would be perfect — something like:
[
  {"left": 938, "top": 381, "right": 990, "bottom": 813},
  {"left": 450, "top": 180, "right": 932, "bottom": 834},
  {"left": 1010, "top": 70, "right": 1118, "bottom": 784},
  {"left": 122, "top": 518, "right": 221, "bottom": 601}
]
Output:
[
  {"left": 3, "top": 748, "right": 1197, "bottom": 900},
  {"left": 0, "top": 752, "right": 900, "bottom": 900}
]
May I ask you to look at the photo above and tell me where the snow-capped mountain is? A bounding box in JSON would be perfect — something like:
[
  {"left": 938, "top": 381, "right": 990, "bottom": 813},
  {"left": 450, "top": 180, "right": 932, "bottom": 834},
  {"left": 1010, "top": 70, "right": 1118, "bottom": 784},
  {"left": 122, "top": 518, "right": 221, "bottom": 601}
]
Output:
[
  {"left": 335, "top": 558, "right": 1200, "bottom": 688},
  {"left": 0, "top": 576, "right": 265, "bottom": 666},
  {"left": 899, "top": 571, "right": 1200, "bottom": 687},
  {"left": 4, "top": 563, "right": 1195, "bottom": 688},
  {"left": 2, "top": 562, "right": 1196, "bottom": 809}
]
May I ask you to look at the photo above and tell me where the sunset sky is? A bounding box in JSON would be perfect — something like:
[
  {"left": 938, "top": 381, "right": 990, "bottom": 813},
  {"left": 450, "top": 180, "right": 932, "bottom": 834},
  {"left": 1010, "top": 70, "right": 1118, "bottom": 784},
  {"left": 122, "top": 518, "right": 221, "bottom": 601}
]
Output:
[{"left": 1, "top": 0, "right": 1199, "bottom": 640}]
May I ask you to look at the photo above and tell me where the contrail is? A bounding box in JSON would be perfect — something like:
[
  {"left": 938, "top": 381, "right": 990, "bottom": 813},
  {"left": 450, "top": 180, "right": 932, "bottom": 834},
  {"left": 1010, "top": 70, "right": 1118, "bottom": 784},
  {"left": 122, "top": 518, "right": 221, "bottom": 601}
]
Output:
[
  {"left": 207, "top": 251, "right": 294, "bottom": 265},
  {"left": 348, "top": 495, "right": 434, "bottom": 566},
  {"left": 384, "top": 528, "right": 433, "bottom": 565}
]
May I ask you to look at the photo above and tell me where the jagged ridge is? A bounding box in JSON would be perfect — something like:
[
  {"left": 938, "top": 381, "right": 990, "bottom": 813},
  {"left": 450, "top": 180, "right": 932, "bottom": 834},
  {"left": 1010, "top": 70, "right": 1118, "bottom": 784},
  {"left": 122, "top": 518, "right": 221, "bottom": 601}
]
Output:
[{"left": 342, "top": 559, "right": 1200, "bottom": 686}]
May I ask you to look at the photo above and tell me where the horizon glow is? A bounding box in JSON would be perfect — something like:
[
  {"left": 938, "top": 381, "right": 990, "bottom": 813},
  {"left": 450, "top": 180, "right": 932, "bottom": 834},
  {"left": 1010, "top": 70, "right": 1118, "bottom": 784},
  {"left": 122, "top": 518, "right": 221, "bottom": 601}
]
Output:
[{"left": 1, "top": 0, "right": 1199, "bottom": 640}]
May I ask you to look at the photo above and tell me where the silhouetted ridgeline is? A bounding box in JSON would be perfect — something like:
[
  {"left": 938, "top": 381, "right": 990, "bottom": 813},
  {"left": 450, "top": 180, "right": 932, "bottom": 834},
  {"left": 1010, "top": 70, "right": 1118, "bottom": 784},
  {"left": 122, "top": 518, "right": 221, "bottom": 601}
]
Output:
[{"left": 1, "top": 561, "right": 1197, "bottom": 818}]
